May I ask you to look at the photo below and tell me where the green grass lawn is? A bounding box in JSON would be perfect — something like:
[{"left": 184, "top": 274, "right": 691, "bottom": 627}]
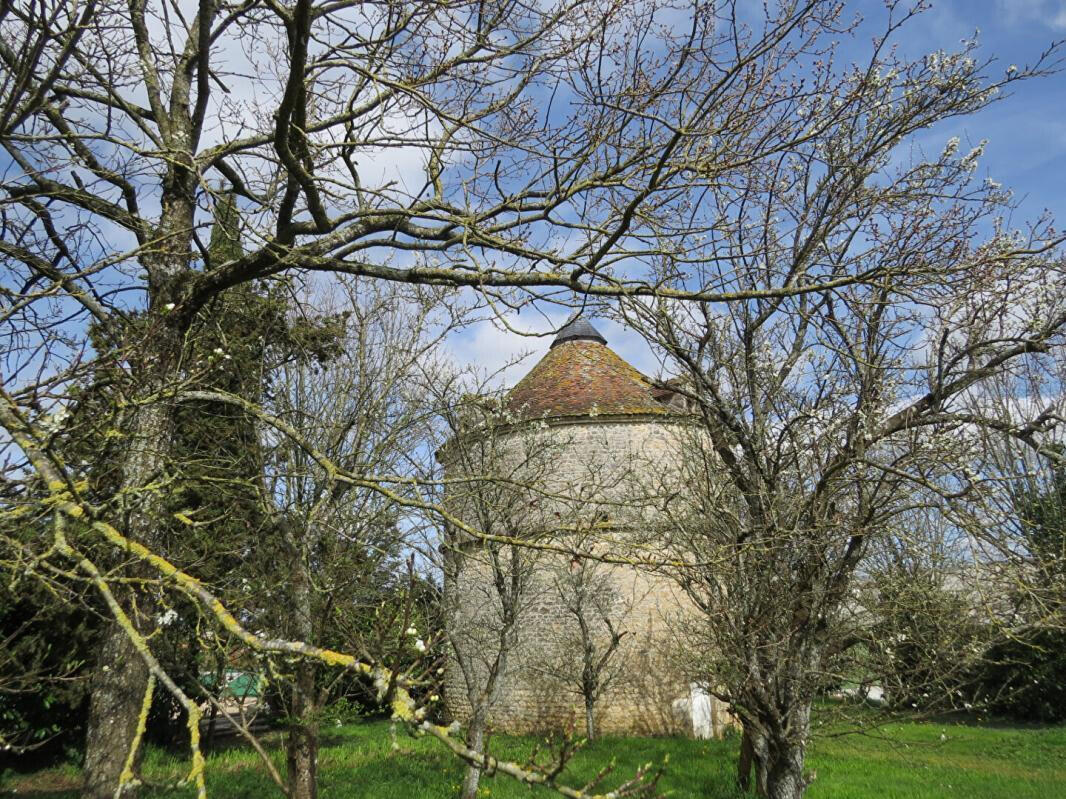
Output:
[{"left": 4, "top": 718, "right": 1065, "bottom": 798}]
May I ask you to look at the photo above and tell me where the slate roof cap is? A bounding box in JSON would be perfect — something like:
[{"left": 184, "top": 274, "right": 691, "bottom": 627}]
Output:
[{"left": 550, "top": 316, "right": 607, "bottom": 348}]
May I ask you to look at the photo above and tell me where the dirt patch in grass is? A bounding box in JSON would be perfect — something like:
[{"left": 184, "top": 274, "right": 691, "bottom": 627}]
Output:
[{"left": 1, "top": 768, "right": 79, "bottom": 797}]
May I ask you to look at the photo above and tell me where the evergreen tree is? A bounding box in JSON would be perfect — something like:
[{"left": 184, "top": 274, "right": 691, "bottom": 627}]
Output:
[
  {"left": 1015, "top": 457, "right": 1066, "bottom": 599},
  {"left": 151, "top": 191, "right": 347, "bottom": 747},
  {"left": 973, "top": 459, "right": 1066, "bottom": 722}
]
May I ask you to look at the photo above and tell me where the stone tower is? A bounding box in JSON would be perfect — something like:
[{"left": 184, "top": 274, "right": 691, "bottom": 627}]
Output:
[{"left": 442, "top": 317, "right": 732, "bottom": 738}]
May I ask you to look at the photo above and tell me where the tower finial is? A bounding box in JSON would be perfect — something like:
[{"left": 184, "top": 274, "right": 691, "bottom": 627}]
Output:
[{"left": 550, "top": 315, "right": 607, "bottom": 348}]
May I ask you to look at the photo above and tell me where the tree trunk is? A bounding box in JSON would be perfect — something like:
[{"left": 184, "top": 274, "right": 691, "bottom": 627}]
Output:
[
  {"left": 203, "top": 652, "right": 228, "bottom": 751},
  {"left": 286, "top": 658, "right": 319, "bottom": 799},
  {"left": 760, "top": 704, "right": 812, "bottom": 799},
  {"left": 738, "top": 726, "right": 754, "bottom": 793},
  {"left": 83, "top": 625, "right": 151, "bottom": 799},
  {"left": 83, "top": 397, "right": 173, "bottom": 798},
  {"left": 737, "top": 724, "right": 768, "bottom": 797},
  {"left": 763, "top": 739, "right": 807, "bottom": 799},
  {"left": 286, "top": 536, "right": 319, "bottom": 799},
  {"left": 81, "top": 129, "right": 197, "bottom": 794},
  {"left": 584, "top": 695, "right": 596, "bottom": 741},
  {"left": 461, "top": 713, "right": 486, "bottom": 799}
]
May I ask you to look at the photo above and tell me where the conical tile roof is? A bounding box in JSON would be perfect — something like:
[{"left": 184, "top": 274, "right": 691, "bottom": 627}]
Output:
[{"left": 506, "top": 319, "right": 669, "bottom": 419}]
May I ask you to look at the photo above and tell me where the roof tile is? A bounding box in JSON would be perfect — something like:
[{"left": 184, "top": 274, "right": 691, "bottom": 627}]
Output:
[{"left": 506, "top": 338, "right": 669, "bottom": 419}]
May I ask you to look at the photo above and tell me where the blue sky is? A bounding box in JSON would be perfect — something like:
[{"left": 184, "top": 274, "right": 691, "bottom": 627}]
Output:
[
  {"left": 3, "top": 2, "right": 1062, "bottom": 394},
  {"left": 872, "top": 0, "right": 1065, "bottom": 223},
  {"left": 455, "top": 0, "right": 1066, "bottom": 386}
]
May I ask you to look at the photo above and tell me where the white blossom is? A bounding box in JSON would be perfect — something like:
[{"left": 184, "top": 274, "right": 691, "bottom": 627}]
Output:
[
  {"left": 960, "top": 140, "right": 987, "bottom": 171},
  {"left": 156, "top": 609, "right": 179, "bottom": 627}
]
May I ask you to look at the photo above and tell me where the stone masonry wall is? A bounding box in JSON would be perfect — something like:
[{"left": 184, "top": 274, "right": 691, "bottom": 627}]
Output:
[{"left": 443, "top": 416, "right": 729, "bottom": 737}]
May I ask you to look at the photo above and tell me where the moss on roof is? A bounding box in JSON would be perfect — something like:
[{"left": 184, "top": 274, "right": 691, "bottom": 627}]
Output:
[{"left": 506, "top": 339, "right": 670, "bottom": 420}]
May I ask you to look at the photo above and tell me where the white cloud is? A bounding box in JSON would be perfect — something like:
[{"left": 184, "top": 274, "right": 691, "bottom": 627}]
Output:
[
  {"left": 445, "top": 308, "right": 660, "bottom": 391},
  {"left": 446, "top": 315, "right": 553, "bottom": 389},
  {"left": 994, "top": 0, "right": 1066, "bottom": 30}
]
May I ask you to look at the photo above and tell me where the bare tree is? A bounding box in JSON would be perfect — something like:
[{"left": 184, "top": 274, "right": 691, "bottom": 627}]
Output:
[
  {"left": 551, "top": 557, "right": 632, "bottom": 742},
  {"left": 259, "top": 278, "right": 455, "bottom": 799},
  {"left": 623, "top": 115, "right": 1065, "bottom": 799},
  {"left": 631, "top": 253, "right": 1066, "bottom": 797},
  {"left": 956, "top": 390, "right": 1066, "bottom": 626},
  {"left": 445, "top": 539, "right": 531, "bottom": 799}
]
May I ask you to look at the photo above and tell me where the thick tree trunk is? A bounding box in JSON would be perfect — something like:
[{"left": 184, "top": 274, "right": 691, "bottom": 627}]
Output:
[
  {"left": 584, "top": 695, "right": 596, "bottom": 741},
  {"left": 83, "top": 398, "right": 173, "bottom": 798},
  {"left": 763, "top": 739, "right": 808, "bottom": 799},
  {"left": 738, "top": 731, "right": 752, "bottom": 792},
  {"left": 82, "top": 130, "right": 199, "bottom": 796},
  {"left": 761, "top": 704, "right": 812, "bottom": 799},
  {"left": 737, "top": 727, "right": 754, "bottom": 793},
  {"left": 83, "top": 625, "right": 151, "bottom": 799}
]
